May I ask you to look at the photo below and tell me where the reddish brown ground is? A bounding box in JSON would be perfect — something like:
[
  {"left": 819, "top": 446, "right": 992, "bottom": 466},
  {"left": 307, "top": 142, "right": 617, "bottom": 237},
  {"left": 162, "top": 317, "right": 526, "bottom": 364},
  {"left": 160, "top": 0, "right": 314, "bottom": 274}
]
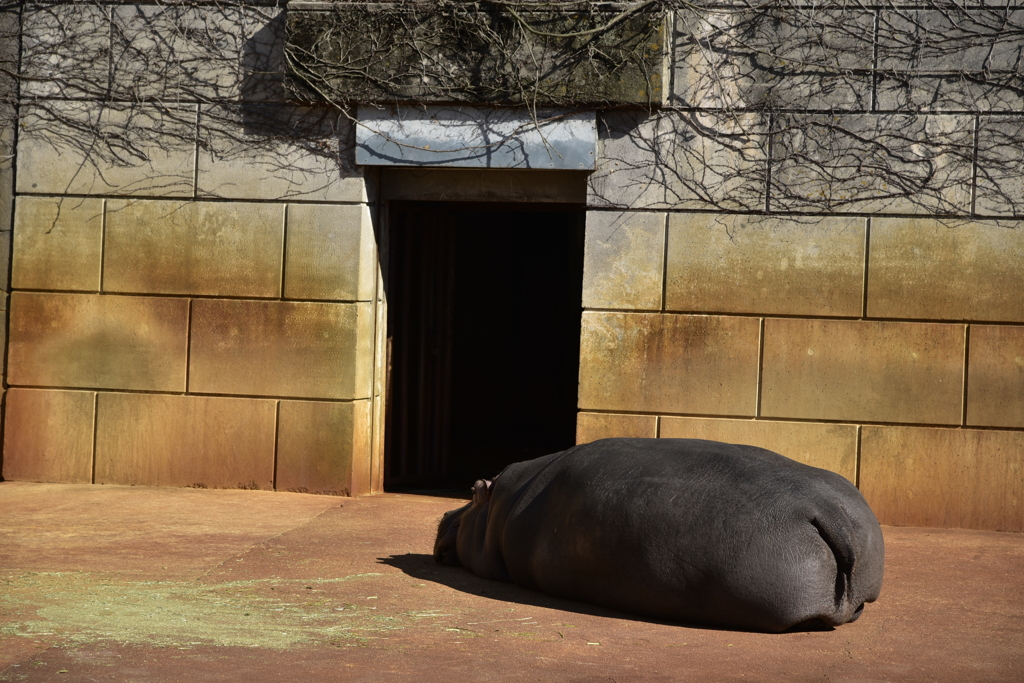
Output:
[{"left": 1, "top": 481, "right": 1021, "bottom": 682}]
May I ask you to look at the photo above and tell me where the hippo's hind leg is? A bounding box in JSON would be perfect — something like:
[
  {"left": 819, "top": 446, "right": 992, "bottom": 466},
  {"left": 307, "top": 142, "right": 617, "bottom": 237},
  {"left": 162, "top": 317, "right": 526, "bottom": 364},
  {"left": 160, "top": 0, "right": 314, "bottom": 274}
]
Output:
[{"left": 434, "top": 503, "right": 470, "bottom": 566}]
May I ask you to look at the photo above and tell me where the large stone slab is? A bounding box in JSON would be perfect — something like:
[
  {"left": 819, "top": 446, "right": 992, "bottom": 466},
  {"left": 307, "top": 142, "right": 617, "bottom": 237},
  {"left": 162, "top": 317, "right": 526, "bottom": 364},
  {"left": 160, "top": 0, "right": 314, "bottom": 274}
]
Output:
[
  {"left": 589, "top": 110, "right": 766, "bottom": 211},
  {"left": 665, "top": 214, "right": 865, "bottom": 317},
  {"left": 861, "top": 425, "right": 1024, "bottom": 532},
  {"left": 673, "top": 8, "right": 873, "bottom": 111},
  {"left": 197, "top": 104, "right": 367, "bottom": 202},
  {"left": 975, "top": 117, "right": 1024, "bottom": 217},
  {"left": 770, "top": 114, "right": 973, "bottom": 214},
  {"left": 189, "top": 299, "right": 374, "bottom": 400},
  {"left": 286, "top": 5, "right": 667, "bottom": 106},
  {"left": 284, "top": 204, "right": 376, "bottom": 302},
  {"left": 2, "top": 388, "right": 95, "bottom": 484},
  {"left": 8, "top": 292, "right": 189, "bottom": 392},
  {"left": 659, "top": 416, "right": 858, "bottom": 484},
  {"left": 276, "top": 399, "right": 372, "bottom": 496},
  {"left": 876, "top": 9, "right": 1024, "bottom": 112},
  {"left": 110, "top": 4, "right": 286, "bottom": 102},
  {"left": 761, "top": 318, "right": 964, "bottom": 425},
  {"left": 21, "top": 3, "right": 110, "bottom": 98},
  {"left": 867, "top": 218, "right": 1024, "bottom": 322},
  {"left": 582, "top": 210, "right": 665, "bottom": 311},
  {"left": 575, "top": 412, "right": 658, "bottom": 445},
  {"left": 12, "top": 197, "right": 104, "bottom": 292},
  {"left": 104, "top": 200, "right": 284, "bottom": 297},
  {"left": 94, "top": 393, "right": 276, "bottom": 490},
  {"left": 578, "top": 311, "right": 760, "bottom": 416},
  {"left": 17, "top": 102, "right": 196, "bottom": 197},
  {"left": 967, "top": 325, "right": 1024, "bottom": 429}
]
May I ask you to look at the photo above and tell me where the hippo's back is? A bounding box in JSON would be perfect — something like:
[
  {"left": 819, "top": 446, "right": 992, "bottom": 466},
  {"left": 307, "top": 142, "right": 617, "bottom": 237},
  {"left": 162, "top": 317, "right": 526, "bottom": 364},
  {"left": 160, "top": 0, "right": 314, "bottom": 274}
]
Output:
[{"left": 494, "top": 438, "right": 884, "bottom": 632}]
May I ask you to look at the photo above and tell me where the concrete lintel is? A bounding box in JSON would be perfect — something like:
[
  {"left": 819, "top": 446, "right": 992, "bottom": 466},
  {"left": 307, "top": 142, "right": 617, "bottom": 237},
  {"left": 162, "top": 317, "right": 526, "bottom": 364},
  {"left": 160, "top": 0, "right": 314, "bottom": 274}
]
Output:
[{"left": 356, "top": 105, "right": 596, "bottom": 170}]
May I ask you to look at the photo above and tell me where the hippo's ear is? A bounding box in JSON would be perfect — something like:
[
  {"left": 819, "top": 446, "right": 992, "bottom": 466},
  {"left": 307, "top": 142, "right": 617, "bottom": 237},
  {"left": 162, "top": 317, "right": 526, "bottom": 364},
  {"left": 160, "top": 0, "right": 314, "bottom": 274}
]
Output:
[{"left": 471, "top": 479, "right": 494, "bottom": 505}]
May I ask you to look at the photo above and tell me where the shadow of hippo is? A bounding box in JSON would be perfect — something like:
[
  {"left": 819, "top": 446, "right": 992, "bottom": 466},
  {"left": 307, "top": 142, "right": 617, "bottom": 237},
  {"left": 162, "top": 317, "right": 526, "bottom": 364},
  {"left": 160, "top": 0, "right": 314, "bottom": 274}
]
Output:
[{"left": 434, "top": 438, "right": 884, "bottom": 633}]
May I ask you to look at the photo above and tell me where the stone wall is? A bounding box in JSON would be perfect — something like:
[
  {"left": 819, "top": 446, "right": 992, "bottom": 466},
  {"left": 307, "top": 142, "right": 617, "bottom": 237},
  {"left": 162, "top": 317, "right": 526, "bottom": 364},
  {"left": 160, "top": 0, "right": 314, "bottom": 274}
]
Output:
[
  {"left": 577, "top": 6, "right": 1024, "bottom": 532},
  {"left": 1, "top": 2, "right": 385, "bottom": 495},
  {"left": 1, "top": 2, "right": 1021, "bottom": 531}
]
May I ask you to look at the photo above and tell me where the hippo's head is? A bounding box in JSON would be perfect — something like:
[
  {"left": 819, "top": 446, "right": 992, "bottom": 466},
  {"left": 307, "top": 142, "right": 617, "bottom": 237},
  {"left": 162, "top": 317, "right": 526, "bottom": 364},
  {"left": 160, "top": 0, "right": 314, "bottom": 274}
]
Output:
[{"left": 433, "top": 479, "right": 493, "bottom": 566}]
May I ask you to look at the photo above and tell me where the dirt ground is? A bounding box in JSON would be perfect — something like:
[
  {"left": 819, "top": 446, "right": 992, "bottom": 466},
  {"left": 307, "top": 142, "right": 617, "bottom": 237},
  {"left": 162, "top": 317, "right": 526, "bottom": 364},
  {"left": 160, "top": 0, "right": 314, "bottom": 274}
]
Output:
[{"left": 1, "top": 481, "right": 1021, "bottom": 682}]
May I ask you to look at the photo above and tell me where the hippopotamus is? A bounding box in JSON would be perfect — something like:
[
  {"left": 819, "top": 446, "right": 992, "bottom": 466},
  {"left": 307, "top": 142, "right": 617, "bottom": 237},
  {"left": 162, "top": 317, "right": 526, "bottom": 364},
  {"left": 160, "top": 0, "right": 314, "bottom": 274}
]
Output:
[{"left": 434, "top": 438, "right": 884, "bottom": 633}]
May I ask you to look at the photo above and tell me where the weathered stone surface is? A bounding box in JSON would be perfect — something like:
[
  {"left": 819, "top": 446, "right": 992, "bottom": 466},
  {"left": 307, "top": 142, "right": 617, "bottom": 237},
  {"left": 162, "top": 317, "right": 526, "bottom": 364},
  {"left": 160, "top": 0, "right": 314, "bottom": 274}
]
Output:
[
  {"left": 589, "top": 110, "right": 766, "bottom": 211},
  {"left": 21, "top": 3, "right": 111, "bottom": 98},
  {"left": 876, "top": 10, "right": 1024, "bottom": 112},
  {"left": 867, "top": 218, "right": 1024, "bottom": 322},
  {"left": 284, "top": 204, "right": 376, "bottom": 302},
  {"left": 286, "top": 6, "right": 667, "bottom": 106},
  {"left": 860, "top": 425, "right": 1024, "bottom": 532},
  {"left": 0, "top": 10, "right": 14, "bottom": 288},
  {"left": 8, "top": 292, "right": 189, "bottom": 392},
  {"left": 12, "top": 197, "right": 103, "bottom": 292},
  {"left": 761, "top": 319, "right": 964, "bottom": 425},
  {"left": 665, "top": 214, "right": 865, "bottom": 317},
  {"left": 104, "top": 200, "right": 284, "bottom": 297},
  {"left": 674, "top": 8, "right": 873, "bottom": 110},
  {"left": 111, "top": 4, "right": 286, "bottom": 102},
  {"left": 16, "top": 102, "right": 196, "bottom": 197},
  {"left": 575, "top": 412, "right": 658, "bottom": 445},
  {"left": 771, "top": 114, "right": 973, "bottom": 214},
  {"left": 975, "top": 118, "right": 1024, "bottom": 217},
  {"left": 967, "top": 325, "right": 1024, "bottom": 429},
  {"left": 578, "top": 311, "right": 760, "bottom": 416},
  {"left": 94, "top": 393, "right": 276, "bottom": 490},
  {"left": 197, "top": 104, "right": 367, "bottom": 202},
  {"left": 658, "top": 416, "right": 858, "bottom": 484},
  {"left": 582, "top": 211, "right": 665, "bottom": 310},
  {"left": 189, "top": 299, "right": 374, "bottom": 400},
  {"left": 276, "top": 399, "right": 372, "bottom": 496},
  {"left": 2, "top": 388, "right": 95, "bottom": 484}
]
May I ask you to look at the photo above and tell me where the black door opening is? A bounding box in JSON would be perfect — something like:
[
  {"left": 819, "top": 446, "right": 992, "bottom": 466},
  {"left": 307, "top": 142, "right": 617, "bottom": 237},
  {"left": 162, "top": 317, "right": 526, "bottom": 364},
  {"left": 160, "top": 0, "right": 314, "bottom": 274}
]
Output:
[{"left": 384, "top": 201, "right": 585, "bottom": 492}]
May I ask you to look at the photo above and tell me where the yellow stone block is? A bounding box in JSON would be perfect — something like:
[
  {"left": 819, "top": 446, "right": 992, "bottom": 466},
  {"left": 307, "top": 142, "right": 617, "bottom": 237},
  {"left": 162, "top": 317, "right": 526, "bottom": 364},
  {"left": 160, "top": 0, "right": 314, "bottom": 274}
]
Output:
[
  {"left": 967, "top": 324, "right": 1024, "bottom": 429},
  {"left": 8, "top": 292, "right": 189, "bottom": 392},
  {"left": 579, "top": 311, "right": 760, "bottom": 415},
  {"left": 189, "top": 299, "right": 375, "bottom": 400},
  {"left": 659, "top": 416, "right": 858, "bottom": 483},
  {"left": 284, "top": 204, "right": 376, "bottom": 301},
  {"left": 868, "top": 217, "right": 1024, "bottom": 322},
  {"left": 104, "top": 200, "right": 284, "bottom": 297},
  {"left": 666, "top": 214, "right": 865, "bottom": 316},
  {"left": 2, "top": 388, "right": 95, "bottom": 483},
  {"left": 94, "top": 392, "right": 276, "bottom": 489},
  {"left": 576, "top": 412, "right": 658, "bottom": 444},
  {"left": 12, "top": 197, "right": 103, "bottom": 291},
  {"left": 276, "top": 399, "right": 372, "bottom": 496},
  {"left": 761, "top": 318, "right": 963, "bottom": 424},
  {"left": 860, "top": 425, "right": 1024, "bottom": 532}
]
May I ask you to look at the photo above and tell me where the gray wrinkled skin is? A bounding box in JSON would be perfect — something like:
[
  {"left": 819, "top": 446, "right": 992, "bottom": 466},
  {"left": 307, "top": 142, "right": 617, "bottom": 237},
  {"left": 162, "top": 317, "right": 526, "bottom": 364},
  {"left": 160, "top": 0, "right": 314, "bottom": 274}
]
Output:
[{"left": 434, "top": 438, "right": 884, "bottom": 633}]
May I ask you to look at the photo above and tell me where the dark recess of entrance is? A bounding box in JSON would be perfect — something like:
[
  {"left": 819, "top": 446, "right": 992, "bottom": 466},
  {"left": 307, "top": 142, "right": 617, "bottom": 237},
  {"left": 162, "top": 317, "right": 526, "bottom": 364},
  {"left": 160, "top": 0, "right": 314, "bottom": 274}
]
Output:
[{"left": 384, "top": 201, "right": 585, "bottom": 493}]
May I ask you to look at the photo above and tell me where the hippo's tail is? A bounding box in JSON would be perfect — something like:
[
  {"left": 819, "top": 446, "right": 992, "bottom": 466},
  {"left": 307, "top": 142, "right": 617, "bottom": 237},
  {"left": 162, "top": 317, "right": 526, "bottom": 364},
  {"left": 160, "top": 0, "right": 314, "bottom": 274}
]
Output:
[{"left": 809, "top": 509, "right": 884, "bottom": 626}]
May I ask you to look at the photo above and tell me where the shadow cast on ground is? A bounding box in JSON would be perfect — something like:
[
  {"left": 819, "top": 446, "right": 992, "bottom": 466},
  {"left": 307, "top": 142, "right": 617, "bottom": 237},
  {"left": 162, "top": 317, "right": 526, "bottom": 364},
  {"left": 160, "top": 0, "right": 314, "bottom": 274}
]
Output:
[{"left": 377, "top": 553, "right": 834, "bottom": 634}]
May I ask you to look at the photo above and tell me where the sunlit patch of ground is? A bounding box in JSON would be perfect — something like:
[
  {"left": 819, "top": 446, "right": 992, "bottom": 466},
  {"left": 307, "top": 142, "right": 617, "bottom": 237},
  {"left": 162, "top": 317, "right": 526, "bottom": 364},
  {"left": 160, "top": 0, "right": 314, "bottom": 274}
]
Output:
[{"left": 1, "top": 572, "right": 453, "bottom": 649}]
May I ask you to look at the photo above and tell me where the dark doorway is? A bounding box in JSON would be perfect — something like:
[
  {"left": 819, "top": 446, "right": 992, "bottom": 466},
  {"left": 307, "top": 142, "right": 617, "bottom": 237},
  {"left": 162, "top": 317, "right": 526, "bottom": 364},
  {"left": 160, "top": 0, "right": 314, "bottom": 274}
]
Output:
[{"left": 384, "top": 201, "right": 585, "bottom": 492}]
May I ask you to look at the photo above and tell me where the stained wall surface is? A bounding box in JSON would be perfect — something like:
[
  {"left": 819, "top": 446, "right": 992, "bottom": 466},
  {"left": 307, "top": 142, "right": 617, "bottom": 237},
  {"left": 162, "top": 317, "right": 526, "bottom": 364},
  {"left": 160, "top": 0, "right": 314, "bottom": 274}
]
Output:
[
  {"left": 3, "top": 3, "right": 1022, "bottom": 532},
  {"left": 2, "top": 3, "right": 385, "bottom": 496}
]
